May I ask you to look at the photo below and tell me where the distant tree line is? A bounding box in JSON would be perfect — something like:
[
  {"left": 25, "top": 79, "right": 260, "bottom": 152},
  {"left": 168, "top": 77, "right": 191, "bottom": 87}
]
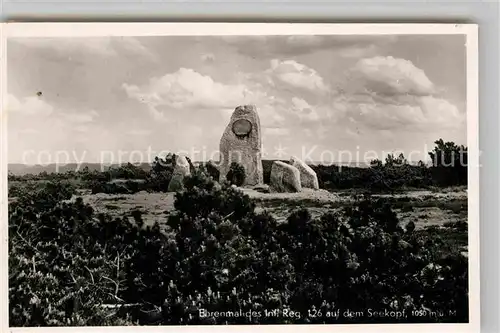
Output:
[
  {"left": 8, "top": 139, "right": 467, "bottom": 195},
  {"left": 310, "top": 139, "right": 467, "bottom": 192}
]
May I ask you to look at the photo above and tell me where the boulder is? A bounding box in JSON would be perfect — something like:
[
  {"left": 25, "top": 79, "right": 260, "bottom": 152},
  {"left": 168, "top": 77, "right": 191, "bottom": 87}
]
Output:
[
  {"left": 167, "top": 155, "right": 191, "bottom": 192},
  {"left": 252, "top": 184, "right": 270, "bottom": 193},
  {"left": 270, "top": 161, "right": 302, "bottom": 193},
  {"left": 219, "top": 105, "right": 263, "bottom": 186},
  {"left": 290, "top": 156, "right": 319, "bottom": 190}
]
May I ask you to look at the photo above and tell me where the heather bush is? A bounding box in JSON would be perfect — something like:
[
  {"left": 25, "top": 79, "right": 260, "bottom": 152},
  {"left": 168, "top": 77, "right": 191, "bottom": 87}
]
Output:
[
  {"left": 203, "top": 160, "right": 220, "bottom": 181},
  {"left": 8, "top": 171, "right": 468, "bottom": 326},
  {"left": 429, "top": 139, "right": 467, "bottom": 187},
  {"left": 87, "top": 155, "right": 176, "bottom": 194},
  {"left": 173, "top": 169, "right": 255, "bottom": 221},
  {"left": 9, "top": 195, "right": 137, "bottom": 326},
  {"left": 107, "top": 163, "right": 149, "bottom": 180},
  {"left": 225, "top": 162, "right": 246, "bottom": 186},
  {"left": 80, "top": 166, "right": 112, "bottom": 184},
  {"left": 309, "top": 139, "right": 466, "bottom": 192},
  {"left": 13, "top": 180, "right": 77, "bottom": 209},
  {"left": 311, "top": 157, "right": 433, "bottom": 193}
]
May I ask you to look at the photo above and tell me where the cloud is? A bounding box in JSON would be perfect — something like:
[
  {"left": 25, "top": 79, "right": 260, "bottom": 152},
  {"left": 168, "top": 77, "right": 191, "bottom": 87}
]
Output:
[
  {"left": 123, "top": 68, "right": 250, "bottom": 120},
  {"left": 263, "top": 127, "right": 290, "bottom": 137},
  {"left": 74, "top": 125, "right": 90, "bottom": 133},
  {"left": 10, "top": 38, "right": 114, "bottom": 57},
  {"left": 221, "top": 35, "right": 397, "bottom": 58},
  {"left": 7, "top": 94, "right": 107, "bottom": 161},
  {"left": 291, "top": 97, "right": 320, "bottom": 122},
  {"left": 17, "top": 128, "right": 40, "bottom": 135},
  {"left": 62, "top": 110, "right": 99, "bottom": 124},
  {"left": 285, "top": 35, "right": 397, "bottom": 53},
  {"left": 337, "top": 44, "right": 378, "bottom": 58},
  {"left": 9, "top": 37, "right": 156, "bottom": 60},
  {"left": 345, "top": 127, "right": 361, "bottom": 138},
  {"left": 332, "top": 92, "right": 463, "bottom": 133},
  {"left": 348, "top": 56, "right": 435, "bottom": 96},
  {"left": 123, "top": 67, "right": 285, "bottom": 124},
  {"left": 127, "top": 129, "right": 152, "bottom": 137},
  {"left": 123, "top": 58, "right": 332, "bottom": 129},
  {"left": 7, "top": 94, "right": 54, "bottom": 117},
  {"left": 121, "top": 52, "right": 464, "bottom": 164},
  {"left": 117, "top": 37, "right": 157, "bottom": 60},
  {"left": 418, "top": 96, "right": 463, "bottom": 127},
  {"left": 320, "top": 55, "right": 465, "bottom": 139},
  {"left": 7, "top": 94, "right": 100, "bottom": 124},
  {"left": 268, "top": 59, "right": 328, "bottom": 93},
  {"left": 201, "top": 53, "right": 216, "bottom": 63}
]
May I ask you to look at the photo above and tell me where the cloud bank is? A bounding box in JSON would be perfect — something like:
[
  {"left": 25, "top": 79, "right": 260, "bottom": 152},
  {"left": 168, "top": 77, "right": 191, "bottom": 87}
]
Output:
[{"left": 7, "top": 35, "right": 466, "bottom": 164}]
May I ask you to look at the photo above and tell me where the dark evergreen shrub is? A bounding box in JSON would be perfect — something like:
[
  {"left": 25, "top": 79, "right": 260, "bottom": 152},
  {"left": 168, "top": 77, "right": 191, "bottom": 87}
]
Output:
[
  {"left": 225, "top": 162, "right": 246, "bottom": 186},
  {"left": 8, "top": 169, "right": 468, "bottom": 326},
  {"left": 204, "top": 161, "right": 220, "bottom": 181}
]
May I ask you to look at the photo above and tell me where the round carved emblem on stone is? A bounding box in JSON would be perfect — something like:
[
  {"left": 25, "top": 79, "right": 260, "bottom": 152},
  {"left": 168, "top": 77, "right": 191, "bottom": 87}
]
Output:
[{"left": 232, "top": 119, "right": 252, "bottom": 137}]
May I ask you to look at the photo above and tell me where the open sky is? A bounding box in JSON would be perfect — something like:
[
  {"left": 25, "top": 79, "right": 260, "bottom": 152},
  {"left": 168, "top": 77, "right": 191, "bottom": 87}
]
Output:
[{"left": 6, "top": 34, "right": 467, "bottom": 164}]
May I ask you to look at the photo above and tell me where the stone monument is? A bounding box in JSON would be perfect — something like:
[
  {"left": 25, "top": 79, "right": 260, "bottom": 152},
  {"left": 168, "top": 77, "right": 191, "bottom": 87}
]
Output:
[
  {"left": 167, "top": 155, "right": 191, "bottom": 192},
  {"left": 219, "top": 105, "right": 263, "bottom": 186},
  {"left": 290, "top": 156, "right": 319, "bottom": 190},
  {"left": 270, "top": 161, "right": 302, "bottom": 193}
]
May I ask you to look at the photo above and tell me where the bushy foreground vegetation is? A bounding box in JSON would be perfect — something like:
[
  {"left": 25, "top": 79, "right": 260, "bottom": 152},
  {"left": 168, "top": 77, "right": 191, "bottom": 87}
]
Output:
[
  {"left": 9, "top": 170, "right": 468, "bottom": 326},
  {"left": 225, "top": 162, "right": 246, "bottom": 186}
]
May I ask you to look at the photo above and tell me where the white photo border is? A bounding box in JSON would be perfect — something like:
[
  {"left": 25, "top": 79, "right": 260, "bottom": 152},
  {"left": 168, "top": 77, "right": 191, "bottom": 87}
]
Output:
[{"left": 0, "top": 22, "right": 480, "bottom": 333}]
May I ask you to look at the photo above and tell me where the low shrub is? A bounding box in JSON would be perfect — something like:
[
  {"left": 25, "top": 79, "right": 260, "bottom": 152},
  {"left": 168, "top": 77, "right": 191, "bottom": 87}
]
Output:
[
  {"left": 225, "top": 162, "right": 246, "bottom": 186},
  {"left": 204, "top": 161, "right": 220, "bottom": 181},
  {"left": 9, "top": 171, "right": 468, "bottom": 326},
  {"left": 87, "top": 155, "right": 176, "bottom": 194}
]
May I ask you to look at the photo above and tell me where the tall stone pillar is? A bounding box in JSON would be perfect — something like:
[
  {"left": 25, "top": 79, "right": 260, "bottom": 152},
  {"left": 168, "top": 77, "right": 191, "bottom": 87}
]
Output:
[{"left": 219, "top": 105, "right": 263, "bottom": 186}]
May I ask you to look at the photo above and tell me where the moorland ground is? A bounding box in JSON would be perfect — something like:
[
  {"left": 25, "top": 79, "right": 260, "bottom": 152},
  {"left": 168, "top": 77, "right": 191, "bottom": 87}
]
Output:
[{"left": 62, "top": 186, "right": 467, "bottom": 244}]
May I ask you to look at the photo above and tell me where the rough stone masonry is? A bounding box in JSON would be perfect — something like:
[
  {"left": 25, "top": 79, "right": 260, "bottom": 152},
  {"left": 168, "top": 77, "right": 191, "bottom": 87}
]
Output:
[{"left": 219, "top": 105, "right": 264, "bottom": 186}]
